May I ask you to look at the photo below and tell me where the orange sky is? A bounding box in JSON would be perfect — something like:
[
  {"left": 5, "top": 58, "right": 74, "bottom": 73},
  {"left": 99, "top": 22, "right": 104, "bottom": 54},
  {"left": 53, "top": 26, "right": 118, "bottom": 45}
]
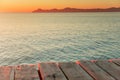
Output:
[{"left": 0, "top": 0, "right": 120, "bottom": 12}]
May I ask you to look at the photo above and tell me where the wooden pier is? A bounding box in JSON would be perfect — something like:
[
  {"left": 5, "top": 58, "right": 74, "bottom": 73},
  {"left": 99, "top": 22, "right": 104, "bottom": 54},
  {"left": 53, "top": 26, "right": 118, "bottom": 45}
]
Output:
[{"left": 0, "top": 59, "right": 120, "bottom": 80}]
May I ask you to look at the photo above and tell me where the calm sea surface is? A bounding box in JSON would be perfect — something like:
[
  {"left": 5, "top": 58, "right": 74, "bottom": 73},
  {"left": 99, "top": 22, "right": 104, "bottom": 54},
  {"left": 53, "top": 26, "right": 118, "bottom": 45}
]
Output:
[{"left": 0, "top": 13, "right": 120, "bottom": 65}]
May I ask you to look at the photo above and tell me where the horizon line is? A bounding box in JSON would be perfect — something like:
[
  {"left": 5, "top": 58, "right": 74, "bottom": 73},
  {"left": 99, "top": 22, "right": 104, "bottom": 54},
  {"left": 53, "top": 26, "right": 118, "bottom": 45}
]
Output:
[
  {"left": 0, "top": 7, "right": 120, "bottom": 13},
  {"left": 34, "top": 6, "right": 120, "bottom": 9},
  {"left": 32, "top": 7, "right": 120, "bottom": 13}
]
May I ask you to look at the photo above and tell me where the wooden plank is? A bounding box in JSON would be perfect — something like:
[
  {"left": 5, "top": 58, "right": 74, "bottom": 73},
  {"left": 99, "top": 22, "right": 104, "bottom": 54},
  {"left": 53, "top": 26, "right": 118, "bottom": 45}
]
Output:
[
  {"left": 79, "top": 61, "right": 115, "bottom": 80},
  {"left": 96, "top": 61, "right": 120, "bottom": 80},
  {"left": 15, "top": 64, "right": 40, "bottom": 80},
  {"left": 112, "top": 60, "right": 120, "bottom": 66},
  {"left": 0, "top": 66, "right": 14, "bottom": 80},
  {"left": 59, "top": 62, "right": 93, "bottom": 80},
  {"left": 39, "top": 62, "right": 67, "bottom": 80}
]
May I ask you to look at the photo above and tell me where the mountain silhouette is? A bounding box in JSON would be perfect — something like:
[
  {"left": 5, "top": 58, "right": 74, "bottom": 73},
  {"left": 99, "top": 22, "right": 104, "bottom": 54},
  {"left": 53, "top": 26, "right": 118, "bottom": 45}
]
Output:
[{"left": 32, "top": 7, "right": 120, "bottom": 13}]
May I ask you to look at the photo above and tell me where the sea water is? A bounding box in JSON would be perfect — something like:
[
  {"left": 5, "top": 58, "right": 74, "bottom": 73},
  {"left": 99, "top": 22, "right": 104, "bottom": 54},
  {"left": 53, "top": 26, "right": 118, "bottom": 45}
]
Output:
[{"left": 0, "top": 13, "right": 120, "bottom": 65}]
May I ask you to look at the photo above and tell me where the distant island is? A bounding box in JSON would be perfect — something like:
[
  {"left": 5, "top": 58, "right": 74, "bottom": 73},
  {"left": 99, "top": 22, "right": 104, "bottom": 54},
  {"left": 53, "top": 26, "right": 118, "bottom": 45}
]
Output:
[{"left": 32, "top": 7, "right": 120, "bottom": 13}]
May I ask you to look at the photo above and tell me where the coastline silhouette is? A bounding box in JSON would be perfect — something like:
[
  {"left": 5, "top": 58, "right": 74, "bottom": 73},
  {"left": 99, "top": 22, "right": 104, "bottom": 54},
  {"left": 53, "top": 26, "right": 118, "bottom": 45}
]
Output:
[{"left": 32, "top": 7, "right": 120, "bottom": 13}]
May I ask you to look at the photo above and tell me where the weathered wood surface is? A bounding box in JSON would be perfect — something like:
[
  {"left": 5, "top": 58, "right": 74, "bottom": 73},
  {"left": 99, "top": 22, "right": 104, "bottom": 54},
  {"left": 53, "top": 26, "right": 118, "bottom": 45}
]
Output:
[
  {"left": 15, "top": 64, "right": 39, "bottom": 80},
  {"left": 96, "top": 61, "right": 120, "bottom": 80},
  {"left": 39, "top": 62, "right": 67, "bottom": 80},
  {"left": 0, "top": 66, "right": 14, "bottom": 80},
  {"left": 79, "top": 61, "right": 115, "bottom": 80},
  {"left": 0, "top": 59, "right": 120, "bottom": 80},
  {"left": 59, "top": 62, "right": 93, "bottom": 80},
  {"left": 113, "top": 60, "right": 120, "bottom": 66}
]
